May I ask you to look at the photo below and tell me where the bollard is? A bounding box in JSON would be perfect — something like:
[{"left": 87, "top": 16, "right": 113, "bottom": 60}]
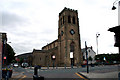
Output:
[
  {"left": 56, "top": 64, "right": 57, "bottom": 69},
  {"left": 71, "top": 64, "right": 73, "bottom": 69},
  {"left": 118, "top": 65, "right": 120, "bottom": 80},
  {"left": 33, "top": 65, "right": 44, "bottom": 80},
  {"left": 53, "top": 61, "right": 54, "bottom": 69},
  {"left": 77, "top": 64, "right": 78, "bottom": 68},
  {"left": 47, "top": 64, "right": 49, "bottom": 69},
  {"left": 118, "top": 72, "right": 120, "bottom": 80},
  {"left": 34, "top": 65, "right": 39, "bottom": 76},
  {"left": 64, "top": 64, "right": 66, "bottom": 69}
]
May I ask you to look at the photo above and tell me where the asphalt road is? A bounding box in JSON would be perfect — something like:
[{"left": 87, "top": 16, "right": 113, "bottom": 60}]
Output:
[{"left": 11, "top": 65, "right": 119, "bottom": 80}]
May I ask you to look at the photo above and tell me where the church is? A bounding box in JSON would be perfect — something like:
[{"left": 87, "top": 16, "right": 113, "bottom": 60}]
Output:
[{"left": 32, "top": 7, "right": 83, "bottom": 67}]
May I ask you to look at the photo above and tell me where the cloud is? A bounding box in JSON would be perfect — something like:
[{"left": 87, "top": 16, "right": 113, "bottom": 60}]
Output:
[
  {"left": 1, "top": 11, "right": 27, "bottom": 28},
  {"left": 0, "top": 0, "right": 118, "bottom": 55}
]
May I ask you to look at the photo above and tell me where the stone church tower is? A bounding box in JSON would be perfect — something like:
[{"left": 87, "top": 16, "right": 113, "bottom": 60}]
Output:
[
  {"left": 58, "top": 7, "right": 83, "bottom": 66},
  {"left": 32, "top": 7, "right": 83, "bottom": 67}
]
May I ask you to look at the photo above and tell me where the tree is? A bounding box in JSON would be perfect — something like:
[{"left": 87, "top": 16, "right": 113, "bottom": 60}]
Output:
[
  {"left": 19, "top": 57, "right": 24, "bottom": 64},
  {"left": 95, "top": 54, "right": 120, "bottom": 64},
  {"left": 6, "top": 43, "right": 16, "bottom": 64}
]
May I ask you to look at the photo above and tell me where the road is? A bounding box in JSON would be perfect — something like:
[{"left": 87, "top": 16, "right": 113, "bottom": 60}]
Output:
[{"left": 10, "top": 65, "right": 119, "bottom": 80}]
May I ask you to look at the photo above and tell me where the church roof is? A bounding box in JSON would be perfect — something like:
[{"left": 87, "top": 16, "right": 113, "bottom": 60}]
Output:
[
  {"left": 42, "top": 39, "right": 58, "bottom": 49},
  {"left": 33, "top": 47, "right": 58, "bottom": 54},
  {"left": 33, "top": 49, "right": 48, "bottom": 53},
  {"left": 81, "top": 47, "right": 96, "bottom": 54}
]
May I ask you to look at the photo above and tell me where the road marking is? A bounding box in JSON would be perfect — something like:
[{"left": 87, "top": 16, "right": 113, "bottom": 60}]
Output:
[
  {"left": 22, "top": 75, "right": 26, "bottom": 78},
  {"left": 18, "top": 75, "right": 27, "bottom": 80},
  {"left": 75, "top": 73, "right": 89, "bottom": 80}
]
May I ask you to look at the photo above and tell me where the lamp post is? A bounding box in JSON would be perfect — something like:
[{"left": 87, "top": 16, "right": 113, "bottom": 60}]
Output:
[
  {"left": 52, "top": 55, "right": 56, "bottom": 69},
  {"left": 96, "top": 33, "right": 100, "bottom": 55},
  {"left": 112, "top": 0, "right": 120, "bottom": 25},
  {"left": 85, "top": 41, "right": 89, "bottom": 73},
  {"left": 112, "top": 0, "right": 120, "bottom": 10},
  {"left": 0, "top": 33, "right": 2, "bottom": 80},
  {"left": 112, "top": 0, "right": 119, "bottom": 10},
  {"left": 2, "top": 39, "right": 7, "bottom": 67}
]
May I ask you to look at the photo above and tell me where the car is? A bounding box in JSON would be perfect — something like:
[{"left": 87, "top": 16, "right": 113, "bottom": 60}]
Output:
[
  {"left": 21, "top": 63, "right": 28, "bottom": 68},
  {"left": 13, "top": 63, "right": 18, "bottom": 67},
  {"left": 10, "top": 63, "right": 14, "bottom": 67}
]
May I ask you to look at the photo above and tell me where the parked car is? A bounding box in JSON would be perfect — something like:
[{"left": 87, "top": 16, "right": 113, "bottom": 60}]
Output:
[
  {"left": 10, "top": 63, "right": 14, "bottom": 67},
  {"left": 13, "top": 63, "right": 19, "bottom": 67},
  {"left": 21, "top": 63, "right": 28, "bottom": 68}
]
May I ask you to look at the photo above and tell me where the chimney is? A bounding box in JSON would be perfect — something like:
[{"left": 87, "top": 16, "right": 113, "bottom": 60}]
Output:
[{"left": 91, "top": 46, "right": 93, "bottom": 50}]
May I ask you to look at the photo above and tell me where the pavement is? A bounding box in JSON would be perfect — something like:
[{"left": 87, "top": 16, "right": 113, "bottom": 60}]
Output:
[
  {"left": 77, "top": 65, "right": 120, "bottom": 80},
  {"left": 78, "top": 71, "right": 119, "bottom": 80}
]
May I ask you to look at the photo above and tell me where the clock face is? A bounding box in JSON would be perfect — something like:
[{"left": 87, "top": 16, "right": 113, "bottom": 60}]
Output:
[{"left": 70, "top": 29, "right": 75, "bottom": 35}]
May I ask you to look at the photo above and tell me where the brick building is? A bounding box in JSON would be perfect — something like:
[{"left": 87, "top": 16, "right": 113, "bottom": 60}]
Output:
[{"left": 32, "top": 7, "right": 83, "bottom": 67}]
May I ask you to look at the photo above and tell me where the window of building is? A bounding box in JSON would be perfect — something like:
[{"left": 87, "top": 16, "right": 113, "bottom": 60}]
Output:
[
  {"left": 73, "top": 16, "right": 75, "bottom": 24},
  {"left": 61, "top": 18, "right": 62, "bottom": 25},
  {"left": 70, "top": 42, "right": 75, "bottom": 52},
  {"left": 63, "top": 16, "right": 64, "bottom": 24},
  {"left": 61, "top": 31, "right": 64, "bottom": 36},
  {"left": 68, "top": 15, "right": 71, "bottom": 23}
]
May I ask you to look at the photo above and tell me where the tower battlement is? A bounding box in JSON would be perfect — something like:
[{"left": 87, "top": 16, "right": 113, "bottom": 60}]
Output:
[{"left": 59, "top": 7, "right": 78, "bottom": 16}]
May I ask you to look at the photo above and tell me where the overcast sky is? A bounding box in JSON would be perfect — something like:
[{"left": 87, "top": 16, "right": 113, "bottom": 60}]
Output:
[{"left": 0, "top": 0, "right": 119, "bottom": 55}]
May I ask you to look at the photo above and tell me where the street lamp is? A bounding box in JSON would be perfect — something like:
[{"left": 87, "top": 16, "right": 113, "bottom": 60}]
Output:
[
  {"left": 112, "top": 0, "right": 120, "bottom": 25},
  {"left": 96, "top": 33, "right": 100, "bottom": 55},
  {"left": 112, "top": 0, "right": 120, "bottom": 10}
]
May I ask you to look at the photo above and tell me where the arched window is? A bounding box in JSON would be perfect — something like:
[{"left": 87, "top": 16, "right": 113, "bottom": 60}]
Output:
[
  {"left": 63, "top": 16, "right": 64, "bottom": 24},
  {"left": 70, "top": 41, "right": 75, "bottom": 52},
  {"left": 61, "top": 18, "right": 62, "bottom": 25},
  {"left": 61, "top": 31, "right": 64, "bottom": 36},
  {"left": 68, "top": 15, "right": 71, "bottom": 23},
  {"left": 73, "top": 16, "right": 75, "bottom": 24}
]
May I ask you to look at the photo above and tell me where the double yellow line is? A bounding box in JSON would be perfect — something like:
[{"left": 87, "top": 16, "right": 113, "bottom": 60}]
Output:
[{"left": 75, "top": 73, "right": 89, "bottom": 80}]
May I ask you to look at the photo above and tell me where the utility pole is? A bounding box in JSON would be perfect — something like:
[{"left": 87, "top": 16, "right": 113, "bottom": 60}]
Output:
[
  {"left": 96, "top": 33, "right": 100, "bottom": 55},
  {"left": 85, "top": 41, "right": 89, "bottom": 73},
  {"left": 0, "top": 33, "right": 2, "bottom": 80}
]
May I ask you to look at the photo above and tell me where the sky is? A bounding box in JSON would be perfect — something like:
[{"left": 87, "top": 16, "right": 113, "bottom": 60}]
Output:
[{"left": 0, "top": 0, "right": 119, "bottom": 56}]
